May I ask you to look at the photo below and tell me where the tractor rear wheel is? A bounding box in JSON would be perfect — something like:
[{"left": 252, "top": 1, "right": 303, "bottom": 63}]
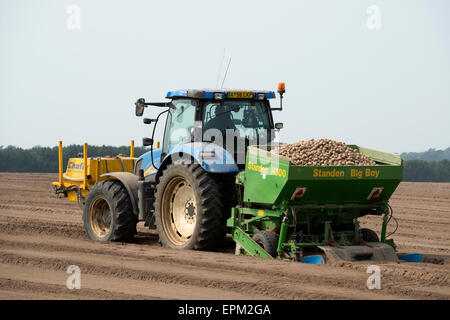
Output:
[
  {"left": 360, "top": 228, "right": 380, "bottom": 242},
  {"left": 252, "top": 230, "right": 278, "bottom": 258},
  {"left": 154, "top": 163, "right": 223, "bottom": 250},
  {"left": 83, "top": 180, "right": 137, "bottom": 242}
]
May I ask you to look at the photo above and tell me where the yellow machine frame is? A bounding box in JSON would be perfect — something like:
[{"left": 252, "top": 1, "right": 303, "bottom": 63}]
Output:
[{"left": 52, "top": 141, "right": 137, "bottom": 204}]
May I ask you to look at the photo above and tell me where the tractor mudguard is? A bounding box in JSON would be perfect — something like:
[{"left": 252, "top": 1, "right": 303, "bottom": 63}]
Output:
[
  {"left": 100, "top": 172, "right": 139, "bottom": 216},
  {"left": 136, "top": 148, "right": 163, "bottom": 176},
  {"left": 137, "top": 142, "right": 240, "bottom": 176}
]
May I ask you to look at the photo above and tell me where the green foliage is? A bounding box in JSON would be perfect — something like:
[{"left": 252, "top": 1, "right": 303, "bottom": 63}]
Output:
[
  {"left": 0, "top": 145, "right": 148, "bottom": 173},
  {"left": 401, "top": 147, "right": 450, "bottom": 161},
  {"left": 403, "top": 159, "right": 450, "bottom": 182},
  {"left": 1, "top": 146, "right": 450, "bottom": 182}
]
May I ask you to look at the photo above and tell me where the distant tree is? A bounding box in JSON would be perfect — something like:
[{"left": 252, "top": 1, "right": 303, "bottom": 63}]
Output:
[
  {"left": 1, "top": 145, "right": 450, "bottom": 182},
  {"left": 401, "top": 147, "right": 450, "bottom": 161},
  {"left": 403, "top": 160, "right": 450, "bottom": 182},
  {"left": 0, "top": 145, "right": 149, "bottom": 173}
]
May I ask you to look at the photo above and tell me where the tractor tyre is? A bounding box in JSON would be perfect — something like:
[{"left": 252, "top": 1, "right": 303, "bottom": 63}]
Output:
[
  {"left": 154, "top": 163, "right": 224, "bottom": 250},
  {"left": 360, "top": 228, "right": 380, "bottom": 242},
  {"left": 252, "top": 230, "right": 278, "bottom": 258},
  {"left": 83, "top": 180, "right": 137, "bottom": 242}
]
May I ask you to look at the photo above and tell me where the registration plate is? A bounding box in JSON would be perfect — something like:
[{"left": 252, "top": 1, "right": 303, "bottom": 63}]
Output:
[{"left": 228, "top": 91, "right": 253, "bottom": 99}]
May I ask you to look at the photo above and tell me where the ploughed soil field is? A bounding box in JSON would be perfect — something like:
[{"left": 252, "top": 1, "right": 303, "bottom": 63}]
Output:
[{"left": 0, "top": 173, "right": 449, "bottom": 300}]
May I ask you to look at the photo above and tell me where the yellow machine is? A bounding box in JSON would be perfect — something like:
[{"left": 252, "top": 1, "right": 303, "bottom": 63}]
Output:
[{"left": 52, "top": 141, "right": 137, "bottom": 204}]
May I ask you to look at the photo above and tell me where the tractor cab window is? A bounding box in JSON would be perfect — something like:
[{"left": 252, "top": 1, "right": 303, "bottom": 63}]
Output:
[
  {"left": 163, "top": 99, "right": 197, "bottom": 152},
  {"left": 203, "top": 100, "right": 271, "bottom": 142}
]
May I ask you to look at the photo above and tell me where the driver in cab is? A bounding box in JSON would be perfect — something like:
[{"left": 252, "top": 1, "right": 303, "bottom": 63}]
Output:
[{"left": 203, "top": 105, "right": 236, "bottom": 132}]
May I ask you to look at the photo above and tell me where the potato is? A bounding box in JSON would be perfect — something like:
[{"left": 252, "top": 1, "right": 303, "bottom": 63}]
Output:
[{"left": 273, "top": 139, "right": 376, "bottom": 166}]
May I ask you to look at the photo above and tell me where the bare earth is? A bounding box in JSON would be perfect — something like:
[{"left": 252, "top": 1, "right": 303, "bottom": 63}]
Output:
[{"left": 0, "top": 173, "right": 449, "bottom": 300}]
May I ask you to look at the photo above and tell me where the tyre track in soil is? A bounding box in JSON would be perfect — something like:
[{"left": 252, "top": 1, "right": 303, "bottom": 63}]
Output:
[
  {"left": 0, "top": 173, "right": 449, "bottom": 299},
  {"left": 1, "top": 232, "right": 449, "bottom": 288},
  {"left": 0, "top": 278, "right": 157, "bottom": 300},
  {"left": 0, "top": 234, "right": 449, "bottom": 300},
  {"left": 0, "top": 229, "right": 400, "bottom": 300}
]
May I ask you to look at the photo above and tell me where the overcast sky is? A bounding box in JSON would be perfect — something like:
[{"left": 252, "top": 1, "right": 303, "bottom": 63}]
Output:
[{"left": 1, "top": 0, "right": 449, "bottom": 153}]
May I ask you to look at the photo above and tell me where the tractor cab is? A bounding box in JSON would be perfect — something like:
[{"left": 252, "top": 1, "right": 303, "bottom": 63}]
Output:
[{"left": 135, "top": 86, "right": 285, "bottom": 175}]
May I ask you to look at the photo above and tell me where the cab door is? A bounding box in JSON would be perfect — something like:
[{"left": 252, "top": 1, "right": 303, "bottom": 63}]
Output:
[{"left": 162, "top": 99, "right": 199, "bottom": 155}]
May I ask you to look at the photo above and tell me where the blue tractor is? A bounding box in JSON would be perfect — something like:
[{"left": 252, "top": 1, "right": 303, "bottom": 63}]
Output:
[{"left": 83, "top": 86, "right": 285, "bottom": 250}]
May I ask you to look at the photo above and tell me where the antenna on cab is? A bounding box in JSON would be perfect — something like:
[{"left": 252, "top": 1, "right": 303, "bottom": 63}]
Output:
[
  {"left": 221, "top": 57, "right": 232, "bottom": 88},
  {"left": 215, "top": 48, "right": 226, "bottom": 88}
]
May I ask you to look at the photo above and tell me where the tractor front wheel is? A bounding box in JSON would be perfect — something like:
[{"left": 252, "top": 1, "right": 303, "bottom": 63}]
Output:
[
  {"left": 83, "top": 180, "right": 137, "bottom": 242},
  {"left": 154, "top": 163, "right": 223, "bottom": 250}
]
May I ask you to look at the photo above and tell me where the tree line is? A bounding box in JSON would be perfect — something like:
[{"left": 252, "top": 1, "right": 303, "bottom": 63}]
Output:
[
  {"left": 0, "top": 145, "right": 148, "bottom": 173},
  {"left": 401, "top": 147, "right": 450, "bottom": 161},
  {"left": 403, "top": 159, "right": 450, "bottom": 182},
  {"left": 0, "top": 145, "right": 449, "bottom": 182}
]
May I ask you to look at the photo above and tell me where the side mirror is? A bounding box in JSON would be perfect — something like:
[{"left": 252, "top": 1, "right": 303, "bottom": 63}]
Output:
[
  {"left": 143, "top": 118, "right": 155, "bottom": 124},
  {"left": 275, "top": 122, "right": 284, "bottom": 130},
  {"left": 142, "top": 137, "right": 154, "bottom": 146},
  {"left": 135, "top": 98, "right": 146, "bottom": 117}
]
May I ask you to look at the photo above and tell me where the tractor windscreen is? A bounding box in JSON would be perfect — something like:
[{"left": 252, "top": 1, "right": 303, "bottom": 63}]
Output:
[{"left": 202, "top": 101, "right": 271, "bottom": 143}]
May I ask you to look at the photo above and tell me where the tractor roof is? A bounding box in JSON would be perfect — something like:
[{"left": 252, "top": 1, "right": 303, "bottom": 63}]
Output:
[{"left": 166, "top": 89, "right": 276, "bottom": 100}]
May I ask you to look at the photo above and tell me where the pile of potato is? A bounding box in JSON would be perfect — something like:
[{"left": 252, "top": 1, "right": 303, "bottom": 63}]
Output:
[{"left": 273, "top": 139, "right": 376, "bottom": 166}]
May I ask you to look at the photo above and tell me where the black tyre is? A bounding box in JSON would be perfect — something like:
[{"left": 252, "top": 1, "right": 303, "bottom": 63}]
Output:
[
  {"left": 252, "top": 230, "right": 279, "bottom": 258},
  {"left": 360, "top": 228, "right": 380, "bottom": 242},
  {"left": 83, "top": 180, "right": 137, "bottom": 242},
  {"left": 154, "top": 163, "right": 223, "bottom": 250}
]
